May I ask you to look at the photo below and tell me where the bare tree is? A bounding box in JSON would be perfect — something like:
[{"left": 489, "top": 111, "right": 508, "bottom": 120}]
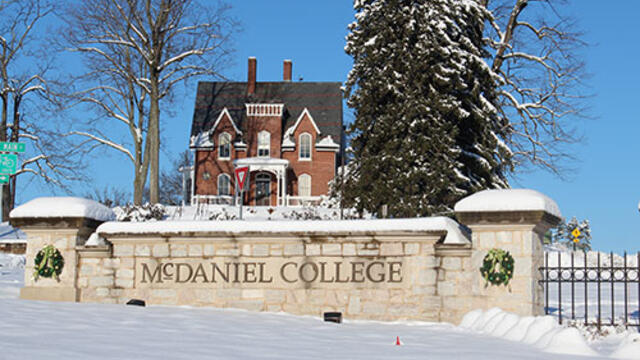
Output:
[
  {"left": 62, "top": 25, "right": 152, "bottom": 204},
  {"left": 159, "top": 149, "right": 191, "bottom": 205},
  {"left": 0, "top": 0, "right": 80, "bottom": 220},
  {"left": 62, "top": 0, "right": 237, "bottom": 204},
  {"left": 484, "top": 0, "right": 587, "bottom": 173}
]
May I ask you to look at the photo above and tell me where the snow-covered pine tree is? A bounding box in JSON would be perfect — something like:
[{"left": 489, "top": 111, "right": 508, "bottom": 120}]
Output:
[
  {"left": 553, "top": 217, "right": 592, "bottom": 251},
  {"left": 343, "top": 0, "right": 512, "bottom": 217}
]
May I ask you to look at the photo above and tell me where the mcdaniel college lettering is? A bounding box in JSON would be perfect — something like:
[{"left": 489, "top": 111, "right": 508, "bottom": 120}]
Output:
[{"left": 140, "top": 261, "right": 403, "bottom": 284}]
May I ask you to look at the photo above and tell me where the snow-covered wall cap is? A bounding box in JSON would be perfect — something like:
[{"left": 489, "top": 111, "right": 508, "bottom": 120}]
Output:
[
  {"left": 97, "top": 216, "right": 470, "bottom": 245},
  {"left": 10, "top": 197, "right": 115, "bottom": 222},
  {"left": 454, "top": 189, "right": 561, "bottom": 218}
]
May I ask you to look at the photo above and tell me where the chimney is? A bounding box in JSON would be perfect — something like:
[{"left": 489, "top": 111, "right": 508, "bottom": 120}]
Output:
[
  {"left": 283, "top": 60, "right": 292, "bottom": 82},
  {"left": 247, "top": 57, "right": 257, "bottom": 95}
]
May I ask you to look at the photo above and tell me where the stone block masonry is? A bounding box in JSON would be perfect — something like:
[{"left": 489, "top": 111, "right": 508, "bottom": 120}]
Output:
[
  {"left": 11, "top": 189, "right": 561, "bottom": 324},
  {"left": 77, "top": 230, "right": 447, "bottom": 321}
]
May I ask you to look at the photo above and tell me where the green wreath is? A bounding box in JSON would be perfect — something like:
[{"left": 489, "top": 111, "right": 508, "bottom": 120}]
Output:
[
  {"left": 480, "top": 248, "right": 514, "bottom": 286},
  {"left": 33, "top": 245, "right": 64, "bottom": 281}
]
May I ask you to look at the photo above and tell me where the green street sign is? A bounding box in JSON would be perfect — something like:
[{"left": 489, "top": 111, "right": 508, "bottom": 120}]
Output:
[
  {"left": 0, "top": 142, "right": 25, "bottom": 153},
  {"left": 0, "top": 154, "right": 17, "bottom": 174},
  {"left": 0, "top": 175, "right": 8, "bottom": 184}
]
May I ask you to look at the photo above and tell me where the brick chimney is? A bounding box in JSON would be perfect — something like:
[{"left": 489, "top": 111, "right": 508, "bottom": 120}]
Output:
[
  {"left": 283, "top": 60, "right": 292, "bottom": 82},
  {"left": 247, "top": 57, "right": 257, "bottom": 95}
]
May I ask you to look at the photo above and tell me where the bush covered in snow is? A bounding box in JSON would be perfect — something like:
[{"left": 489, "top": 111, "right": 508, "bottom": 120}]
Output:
[
  {"left": 208, "top": 207, "right": 237, "bottom": 221},
  {"left": 113, "top": 203, "right": 166, "bottom": 222}
]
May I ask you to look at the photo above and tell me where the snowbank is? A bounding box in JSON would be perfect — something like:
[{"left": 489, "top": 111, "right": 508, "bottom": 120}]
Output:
[
  {"left": 611, "top": 333, "right": 640, "bottom": 359},
  {"left": 10, "top": 197, "right": 115, "bottom": 222},
  {"left": 459, "top": 308, "right": 597, "bottom": 356},
  {"left": 454, "top": 189, "right": 561, "bottom": 218},
  {"left": 97, "top": 216, "right": 471, "bottom": 244}
]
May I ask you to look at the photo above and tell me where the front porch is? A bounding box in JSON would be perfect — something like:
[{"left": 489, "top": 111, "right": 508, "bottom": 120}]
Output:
[{"left": 234, "top": 157, "right": 289, "bottom": 207}]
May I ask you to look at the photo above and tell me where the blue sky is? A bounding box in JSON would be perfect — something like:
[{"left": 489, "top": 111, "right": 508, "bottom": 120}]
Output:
[{"left": 17, "top": 1, "right": 640, "bottom": 253}]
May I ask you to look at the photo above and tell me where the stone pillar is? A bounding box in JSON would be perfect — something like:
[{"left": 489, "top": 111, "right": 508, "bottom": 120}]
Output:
[
  {"left": 454, "top": 189, "right": 561, "bottom": 317},
  {"left": 9, "top": 197, "right": 114, "bottom": 302}
]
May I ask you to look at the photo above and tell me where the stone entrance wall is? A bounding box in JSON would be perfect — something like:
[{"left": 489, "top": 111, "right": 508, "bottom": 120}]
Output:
[
  {"left": 10, "top": 189, "right": 561, "bottom": 324},
  {"left": 76, "top": 230, "right": 452, "bottom": 321}
]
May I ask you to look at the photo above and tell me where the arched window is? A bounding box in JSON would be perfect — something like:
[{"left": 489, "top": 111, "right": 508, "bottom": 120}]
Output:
[
  {"left": 217, "top": 174, "right": 231, "bottom": 196},
  {"left": 298, "top": 174, "right": 311, "bottom": 197},
  {"left": 258, "top": 131, "right": 270, "bottom": 157},
  {"left": 299, "top": 133, "right": 311, "bottom": 160},
  {"left": 218, "top": 132, "right": 231, "bottom": 159}
]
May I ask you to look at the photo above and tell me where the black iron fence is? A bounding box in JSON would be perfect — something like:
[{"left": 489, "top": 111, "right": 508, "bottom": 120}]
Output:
[{"left": 539, "top": 251, "right": 640, "bottom": 330}]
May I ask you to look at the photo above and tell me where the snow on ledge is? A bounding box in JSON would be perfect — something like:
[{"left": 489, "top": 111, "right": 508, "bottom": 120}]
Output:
[
  {"left": 97, "top": 216, "right": 470, "bottom": 244},
  {"left": 454, "top": 189, "right": 561, "bottom": 218},
  {"left": 10, "top": 197, "right": 115, "bottom": 222}
]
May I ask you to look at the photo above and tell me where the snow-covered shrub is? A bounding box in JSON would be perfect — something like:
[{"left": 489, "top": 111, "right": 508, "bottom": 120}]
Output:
[
  {"left": 208, "top": 207, "right": 237, "bottom": 220},
  {"left": 282, "top": 207, "right": 327, "bottom": 220},
  {"left": 565, "top": 319, "right": 627, "bottom": 342},
  {"left": 114, "top": 203, "right": 166, "bottom": 222}
]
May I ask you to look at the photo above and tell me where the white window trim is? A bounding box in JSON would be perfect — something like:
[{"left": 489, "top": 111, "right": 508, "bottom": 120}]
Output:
[
  {"left": 298, "top": 173, "right": 312, "bottom": 197},
  {"left": 217, "top": 173, "right": 231, "bottom": 196},
  {"left": 298, "top": 133, "right": 312, "bottom": 161},
  {"left": 258, "top": 130, "right": 271, "bottom": 158},
  {"left": 218, "top": 132, "right": 231, "bottom": 160}
]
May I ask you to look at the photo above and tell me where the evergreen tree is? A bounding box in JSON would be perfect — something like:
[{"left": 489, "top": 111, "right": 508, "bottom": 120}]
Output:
[
  {"left": 343, "top": 0, "right": 512, "bottom": 217},
  {"left": 553, "top": 217, "right": 592, "bottom": 251}
]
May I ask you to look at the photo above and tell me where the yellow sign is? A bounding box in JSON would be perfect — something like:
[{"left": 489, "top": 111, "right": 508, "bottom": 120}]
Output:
[
  {"left": 571, "top": 228, "right": 581, "bottom": 240},
  {"left": 573, "top": 238, "right": 580, "bottom": 243}
]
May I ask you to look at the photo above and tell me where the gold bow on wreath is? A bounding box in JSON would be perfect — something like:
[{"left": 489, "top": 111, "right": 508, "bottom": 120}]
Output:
[{"left": 33, "top": 245, "right": 64, "bottom": 282}]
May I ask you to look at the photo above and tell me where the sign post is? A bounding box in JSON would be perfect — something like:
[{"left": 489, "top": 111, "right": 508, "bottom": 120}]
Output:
[
  {"left": 0, "top": 142, "right": 24, "bottom": 220},
  {"left": 234, "top": 166, "right": 249, "bottom": 220},
  {"left": 571, "top": 228, "right": 581, "bottom": 252}
]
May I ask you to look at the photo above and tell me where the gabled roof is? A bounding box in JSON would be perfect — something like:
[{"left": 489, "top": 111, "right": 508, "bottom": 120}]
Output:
[
  {"left": 190, "top": 81, "right": 343, "bottom": 146},
  {"left": 212, "top": 108, "right": 242, "bottom": 135},
  {"left": 284, "top": 108, "right": 321, "bottom": 138}
]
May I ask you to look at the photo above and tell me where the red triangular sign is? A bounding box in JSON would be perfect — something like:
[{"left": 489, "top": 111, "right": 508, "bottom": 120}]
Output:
[{"left": 235, "top": 166, "right": 249, "bottom": 191}]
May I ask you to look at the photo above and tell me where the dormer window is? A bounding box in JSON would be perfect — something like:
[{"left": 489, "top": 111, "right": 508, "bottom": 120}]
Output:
[
  {"left": 258, "top": 131, "right": 270, "bottom": 157},
  {"left": 218, "top": 132, "right": 231, "bottom": 159},
  {"left": 299, "top": 133, "right": 311, "bottom": 160}
]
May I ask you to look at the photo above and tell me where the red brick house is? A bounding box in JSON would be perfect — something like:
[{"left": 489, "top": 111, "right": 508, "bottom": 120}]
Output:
[{"left": 188, "top": 58, "right": 343, "bottom": 206}]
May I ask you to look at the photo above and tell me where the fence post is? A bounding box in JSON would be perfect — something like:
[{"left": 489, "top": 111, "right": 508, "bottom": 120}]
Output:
[
  {"left": 9, "top": 197, "right": 114, "bottom": 302},
  {"left": 454, "top": 189, "right": 562, "bottom": 317}
]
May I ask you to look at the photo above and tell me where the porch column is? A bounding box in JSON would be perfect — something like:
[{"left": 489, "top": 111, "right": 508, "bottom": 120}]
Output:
[
  {"left": 282, "top": 168, "right": 287, "bottom": 206},
  {"left": 276, "top": 171, "right": 281, "bottom": 206}
]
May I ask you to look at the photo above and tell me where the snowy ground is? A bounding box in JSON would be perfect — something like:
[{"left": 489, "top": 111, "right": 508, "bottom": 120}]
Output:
[{"left": 2, "top": 254, "right": 639, "bottom": 359}]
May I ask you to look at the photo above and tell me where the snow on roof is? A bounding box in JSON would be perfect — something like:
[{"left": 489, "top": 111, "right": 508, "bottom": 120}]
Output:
[
  {"left": 234, "top": 157, "right": 289, "bottom": 167},
  {"left": 190, "top": 131, "right": 213, "bottom": 148},
  {"left": 97, "top": 216, "right": 470, "bottom": 244},
  {"left": 316, "top": 135, "right": 340, "bottom": 149},
  {"left": 454, "top": 189, "right": 561, "bottom": 218},
  {"left": 10, "top": 197, "right": 115, "bottom": 222},
  {"left": 281, "top": 136, "right": 295, "bottom": 148}
]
